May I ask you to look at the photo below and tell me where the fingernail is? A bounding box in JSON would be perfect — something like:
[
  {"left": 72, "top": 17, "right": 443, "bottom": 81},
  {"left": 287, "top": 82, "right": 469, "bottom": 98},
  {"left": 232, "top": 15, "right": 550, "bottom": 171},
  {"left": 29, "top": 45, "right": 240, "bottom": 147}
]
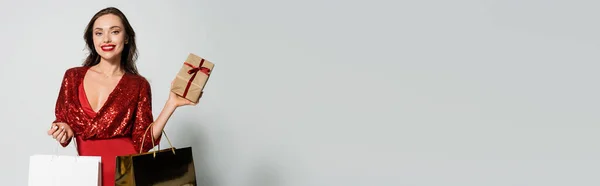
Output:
[{"left": 54, "top": 126, "right": 58, "bottom": 129}]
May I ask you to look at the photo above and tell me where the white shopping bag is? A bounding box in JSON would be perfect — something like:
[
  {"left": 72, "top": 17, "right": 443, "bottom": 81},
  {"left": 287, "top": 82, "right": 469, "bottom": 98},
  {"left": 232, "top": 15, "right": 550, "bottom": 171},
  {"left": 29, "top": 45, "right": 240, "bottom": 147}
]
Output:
[{"left": 28, "top": 138, "right": 102, "bottom": 186}]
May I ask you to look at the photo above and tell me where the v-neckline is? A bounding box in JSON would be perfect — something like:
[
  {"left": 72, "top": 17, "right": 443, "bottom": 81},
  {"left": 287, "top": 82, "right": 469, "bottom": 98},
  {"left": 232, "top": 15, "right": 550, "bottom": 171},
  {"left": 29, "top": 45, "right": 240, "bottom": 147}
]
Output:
[{"left": 79, "top": 66, "right": 127, "bottom": 119}]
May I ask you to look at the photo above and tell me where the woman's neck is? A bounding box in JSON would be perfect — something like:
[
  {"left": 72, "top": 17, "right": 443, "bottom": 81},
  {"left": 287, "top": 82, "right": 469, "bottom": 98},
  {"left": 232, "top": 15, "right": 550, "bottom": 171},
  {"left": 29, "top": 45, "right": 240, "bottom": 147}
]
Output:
[{"left": 94, "top": 58, "right": 124, "bottom": 77}]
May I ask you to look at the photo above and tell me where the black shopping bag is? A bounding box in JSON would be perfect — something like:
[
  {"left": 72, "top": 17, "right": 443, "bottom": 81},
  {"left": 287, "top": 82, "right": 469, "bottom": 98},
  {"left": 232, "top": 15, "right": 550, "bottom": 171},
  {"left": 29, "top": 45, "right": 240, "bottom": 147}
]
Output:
[{"left": 115, "top": 125, "right": 197, "bottom": 186}]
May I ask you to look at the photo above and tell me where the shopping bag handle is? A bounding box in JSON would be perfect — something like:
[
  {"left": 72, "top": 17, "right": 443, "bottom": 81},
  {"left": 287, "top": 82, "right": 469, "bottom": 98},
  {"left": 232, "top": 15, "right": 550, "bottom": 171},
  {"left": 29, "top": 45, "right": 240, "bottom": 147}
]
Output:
[
  {"left": 52, "top": 136, "right": 80, "bottom": 160},
  {"left": 139, "top": 122, "right": 176, "bottom": 157}
]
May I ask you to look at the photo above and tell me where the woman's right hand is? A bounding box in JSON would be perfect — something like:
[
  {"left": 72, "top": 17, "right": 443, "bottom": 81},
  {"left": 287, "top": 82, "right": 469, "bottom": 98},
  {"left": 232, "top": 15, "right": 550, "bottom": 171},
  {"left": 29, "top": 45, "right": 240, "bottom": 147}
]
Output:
[{"left": 47, "top": 122, "right": 74, "bottom": 144}]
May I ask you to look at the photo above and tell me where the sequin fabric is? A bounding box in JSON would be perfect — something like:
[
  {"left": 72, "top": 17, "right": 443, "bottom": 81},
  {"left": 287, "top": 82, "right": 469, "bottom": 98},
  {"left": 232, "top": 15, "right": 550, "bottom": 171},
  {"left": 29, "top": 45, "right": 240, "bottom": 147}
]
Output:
[{"left": 53, "top": 66, "right": 160, "bottom": 152}]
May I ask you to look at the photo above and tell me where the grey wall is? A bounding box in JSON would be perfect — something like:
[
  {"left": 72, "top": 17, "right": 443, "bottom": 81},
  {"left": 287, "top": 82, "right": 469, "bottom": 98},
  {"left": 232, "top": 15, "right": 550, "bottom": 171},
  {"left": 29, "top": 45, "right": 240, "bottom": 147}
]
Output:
[{"left": 1, "top": 0, "right": 599, "bottom": 185}]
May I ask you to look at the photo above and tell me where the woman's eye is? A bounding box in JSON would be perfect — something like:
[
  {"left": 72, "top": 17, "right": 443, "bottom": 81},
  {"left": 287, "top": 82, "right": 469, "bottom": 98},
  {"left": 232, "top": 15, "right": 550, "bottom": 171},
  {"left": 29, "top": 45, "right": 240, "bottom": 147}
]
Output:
[
  {"left": 112, "top": 31, "right": 120, "bottom": 34},
  {"left": 95, "top": 32, "right": 102, "bottom": 36}
]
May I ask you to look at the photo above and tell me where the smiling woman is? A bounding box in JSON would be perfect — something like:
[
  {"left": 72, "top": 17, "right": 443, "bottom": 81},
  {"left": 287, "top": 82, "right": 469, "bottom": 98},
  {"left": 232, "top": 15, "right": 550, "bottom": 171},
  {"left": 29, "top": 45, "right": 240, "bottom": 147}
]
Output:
[{"left": 46, "top": 7, "right": 199, "bottom": 186}]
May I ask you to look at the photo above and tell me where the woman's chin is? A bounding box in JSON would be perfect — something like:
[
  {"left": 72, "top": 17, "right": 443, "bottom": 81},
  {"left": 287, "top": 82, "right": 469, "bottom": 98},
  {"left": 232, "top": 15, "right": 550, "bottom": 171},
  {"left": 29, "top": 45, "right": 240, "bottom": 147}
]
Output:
[{"left": 99, "top": 54, "right": 121, "bottom": 62}]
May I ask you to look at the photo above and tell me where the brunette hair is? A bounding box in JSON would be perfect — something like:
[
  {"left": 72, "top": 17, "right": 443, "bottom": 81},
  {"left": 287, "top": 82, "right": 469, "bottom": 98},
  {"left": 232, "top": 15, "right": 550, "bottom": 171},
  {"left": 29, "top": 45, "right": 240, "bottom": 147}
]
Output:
[{"left": 82, "top": 7, "right": 139, "bottom": 75}]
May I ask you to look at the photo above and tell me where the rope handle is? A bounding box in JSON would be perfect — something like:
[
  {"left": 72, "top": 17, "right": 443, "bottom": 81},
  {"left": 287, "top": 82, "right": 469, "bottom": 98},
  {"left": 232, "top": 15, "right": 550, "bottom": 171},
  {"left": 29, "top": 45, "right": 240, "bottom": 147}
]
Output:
[{"left": 139, "top": 123, "right": 176, "bottom": 157}]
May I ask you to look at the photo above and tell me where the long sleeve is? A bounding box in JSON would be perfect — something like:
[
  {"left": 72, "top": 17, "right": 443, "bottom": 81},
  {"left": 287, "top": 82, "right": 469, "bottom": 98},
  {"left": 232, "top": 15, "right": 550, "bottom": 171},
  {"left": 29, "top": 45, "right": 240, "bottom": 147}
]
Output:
[
  {"left": 53, "top": 70, "right": 73, "bottom": 147},
  {"left": 53, "top": 70, "right": 69, "bottom": 125},
  {"left": 131, "top": 78, "right": 161, "bottom": 153}
]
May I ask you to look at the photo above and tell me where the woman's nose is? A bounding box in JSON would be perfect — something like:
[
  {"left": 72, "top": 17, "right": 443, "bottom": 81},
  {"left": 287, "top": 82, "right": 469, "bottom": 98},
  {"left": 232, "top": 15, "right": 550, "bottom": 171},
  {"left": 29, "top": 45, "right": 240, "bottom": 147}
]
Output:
[{"left": 102, "top": 34, "right": 111, "bottom": 43}]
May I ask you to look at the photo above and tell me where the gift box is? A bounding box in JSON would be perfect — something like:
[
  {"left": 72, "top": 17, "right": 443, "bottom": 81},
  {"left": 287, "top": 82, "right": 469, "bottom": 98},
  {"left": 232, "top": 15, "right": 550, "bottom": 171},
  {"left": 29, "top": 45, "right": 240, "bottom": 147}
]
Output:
[{"left": 171, "top": 53, "right": 215, "bottom": 103}]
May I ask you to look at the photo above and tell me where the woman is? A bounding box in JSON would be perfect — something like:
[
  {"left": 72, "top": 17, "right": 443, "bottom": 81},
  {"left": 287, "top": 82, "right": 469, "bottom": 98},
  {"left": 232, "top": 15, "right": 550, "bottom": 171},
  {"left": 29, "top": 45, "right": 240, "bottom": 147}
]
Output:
[{"left": 46, "top": 7, "right": 197, "bottom": 186}]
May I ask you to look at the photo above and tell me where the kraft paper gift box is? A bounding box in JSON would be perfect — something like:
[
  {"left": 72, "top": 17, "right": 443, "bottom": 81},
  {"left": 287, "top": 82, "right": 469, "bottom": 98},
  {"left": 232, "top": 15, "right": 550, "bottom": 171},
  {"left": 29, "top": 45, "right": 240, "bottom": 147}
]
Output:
[{"left": 171, "top": 53, "right": 215, "bottom": 103}]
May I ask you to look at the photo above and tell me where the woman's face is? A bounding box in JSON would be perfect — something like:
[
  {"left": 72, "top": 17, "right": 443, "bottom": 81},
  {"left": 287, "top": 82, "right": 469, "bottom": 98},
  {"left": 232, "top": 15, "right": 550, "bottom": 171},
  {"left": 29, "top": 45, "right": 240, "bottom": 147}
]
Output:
[{"left": 92, "top": 14, "right": 127, "bottom": 62}]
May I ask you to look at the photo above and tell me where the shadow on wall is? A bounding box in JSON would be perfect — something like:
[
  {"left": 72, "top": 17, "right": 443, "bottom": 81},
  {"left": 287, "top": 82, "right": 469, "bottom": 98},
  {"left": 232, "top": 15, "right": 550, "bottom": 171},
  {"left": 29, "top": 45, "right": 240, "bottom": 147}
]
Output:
[{"left": 177, "top": 121, "right": 216, "bottom": 186}]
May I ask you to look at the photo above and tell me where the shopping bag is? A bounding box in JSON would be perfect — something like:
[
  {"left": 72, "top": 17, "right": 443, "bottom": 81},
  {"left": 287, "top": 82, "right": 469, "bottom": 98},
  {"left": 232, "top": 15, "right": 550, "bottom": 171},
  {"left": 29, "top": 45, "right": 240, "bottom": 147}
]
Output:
[
  {"left": 28, "top": 139, "right": 102, "bottom": 186},
  {"left": 115, "top": 124, "right": 197, "bottom": 186}
]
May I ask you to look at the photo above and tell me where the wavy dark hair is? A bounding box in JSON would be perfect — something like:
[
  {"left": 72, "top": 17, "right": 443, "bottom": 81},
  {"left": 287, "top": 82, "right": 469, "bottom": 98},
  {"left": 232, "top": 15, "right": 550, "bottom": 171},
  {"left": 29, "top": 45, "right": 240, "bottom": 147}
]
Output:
[{"left": 82, "top": 7, "right": 139, "bottom": 75}]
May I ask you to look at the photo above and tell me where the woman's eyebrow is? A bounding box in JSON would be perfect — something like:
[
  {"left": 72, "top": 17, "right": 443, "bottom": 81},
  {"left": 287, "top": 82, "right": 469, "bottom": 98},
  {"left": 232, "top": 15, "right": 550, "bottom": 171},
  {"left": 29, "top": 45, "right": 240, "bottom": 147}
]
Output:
[{"left": 94, "top": 26, "right": 123, "bottom": 30}]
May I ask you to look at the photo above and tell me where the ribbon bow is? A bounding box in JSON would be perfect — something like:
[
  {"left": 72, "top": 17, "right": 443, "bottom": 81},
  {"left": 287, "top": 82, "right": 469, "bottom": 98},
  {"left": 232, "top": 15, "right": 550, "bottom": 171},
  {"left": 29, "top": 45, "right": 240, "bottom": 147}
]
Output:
[
  {"left": 184, "top": 59, "right": 211, "bottom": 76},
  {"left": 182, "top": 59, "right": 211, "bottom": 98}
]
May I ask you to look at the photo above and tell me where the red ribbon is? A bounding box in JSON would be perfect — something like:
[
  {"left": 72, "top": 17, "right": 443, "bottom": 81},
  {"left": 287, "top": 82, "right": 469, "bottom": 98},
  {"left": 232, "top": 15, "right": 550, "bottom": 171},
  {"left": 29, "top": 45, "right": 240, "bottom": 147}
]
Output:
[{"left": 182, "top": 59, "right": 211, "bottom": 98}]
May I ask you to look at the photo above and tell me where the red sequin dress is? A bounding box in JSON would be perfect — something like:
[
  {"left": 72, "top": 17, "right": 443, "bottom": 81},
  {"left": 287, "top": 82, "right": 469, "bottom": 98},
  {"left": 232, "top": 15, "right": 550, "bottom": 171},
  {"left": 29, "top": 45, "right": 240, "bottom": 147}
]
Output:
[{"left": 53, "top": 66, "right": 161, "bottom": 186}]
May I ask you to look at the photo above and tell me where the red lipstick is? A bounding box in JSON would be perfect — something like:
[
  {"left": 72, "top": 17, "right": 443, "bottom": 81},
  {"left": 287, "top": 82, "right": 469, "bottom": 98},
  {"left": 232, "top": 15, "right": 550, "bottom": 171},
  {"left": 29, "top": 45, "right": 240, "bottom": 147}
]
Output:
[{"left": 101, "top": 44, "right": 116, "bottom": 52}]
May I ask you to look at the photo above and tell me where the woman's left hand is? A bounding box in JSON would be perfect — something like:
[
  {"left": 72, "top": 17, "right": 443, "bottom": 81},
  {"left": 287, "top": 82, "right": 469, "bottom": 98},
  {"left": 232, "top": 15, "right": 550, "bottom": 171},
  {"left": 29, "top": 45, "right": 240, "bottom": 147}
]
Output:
[
  {"left": 168, "top": 80, "right": 201, "bottom": 107},
  {"left": 168, "top": 90, "right": 200, "bottom": 107}
]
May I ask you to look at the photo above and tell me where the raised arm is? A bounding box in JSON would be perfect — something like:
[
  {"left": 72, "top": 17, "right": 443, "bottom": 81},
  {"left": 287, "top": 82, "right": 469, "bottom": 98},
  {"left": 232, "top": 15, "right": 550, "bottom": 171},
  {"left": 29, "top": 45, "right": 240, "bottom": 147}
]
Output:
[
  {"left": 131, "top": 78, "right": 200, "bottom": 153},
  {"left": 131, "top": 79, "right": 161, "bottom": 153}
]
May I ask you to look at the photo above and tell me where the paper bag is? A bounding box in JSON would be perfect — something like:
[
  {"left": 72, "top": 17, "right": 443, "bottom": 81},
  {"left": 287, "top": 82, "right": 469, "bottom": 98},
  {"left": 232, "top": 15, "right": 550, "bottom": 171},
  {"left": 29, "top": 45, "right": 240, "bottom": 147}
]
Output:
[
  {"left": 171, "top": 53, "right": 215, "bottom": 103},
  {"left": 28, "top": 154, "right": 102, "bottom": 186},
  {"left": 115, "top": 124, "right": 197, "bottom": 185},
  {"left": 115, "top": 147, "right": 197, "bottom": 186}
]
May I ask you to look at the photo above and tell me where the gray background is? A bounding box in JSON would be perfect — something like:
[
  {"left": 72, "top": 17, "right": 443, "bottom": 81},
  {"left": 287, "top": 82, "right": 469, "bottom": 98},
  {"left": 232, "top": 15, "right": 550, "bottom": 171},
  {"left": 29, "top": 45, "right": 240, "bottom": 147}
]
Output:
[{"left": 1, "top": 0, "right": 599, "bottom": 185}]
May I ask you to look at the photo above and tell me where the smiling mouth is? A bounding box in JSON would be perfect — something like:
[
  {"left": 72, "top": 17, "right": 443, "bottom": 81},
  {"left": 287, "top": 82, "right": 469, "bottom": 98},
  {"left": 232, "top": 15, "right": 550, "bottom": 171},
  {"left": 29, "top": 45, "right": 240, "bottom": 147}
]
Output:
[{"left": 101, "top": 44, "right": 116, "bottom": 51}]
